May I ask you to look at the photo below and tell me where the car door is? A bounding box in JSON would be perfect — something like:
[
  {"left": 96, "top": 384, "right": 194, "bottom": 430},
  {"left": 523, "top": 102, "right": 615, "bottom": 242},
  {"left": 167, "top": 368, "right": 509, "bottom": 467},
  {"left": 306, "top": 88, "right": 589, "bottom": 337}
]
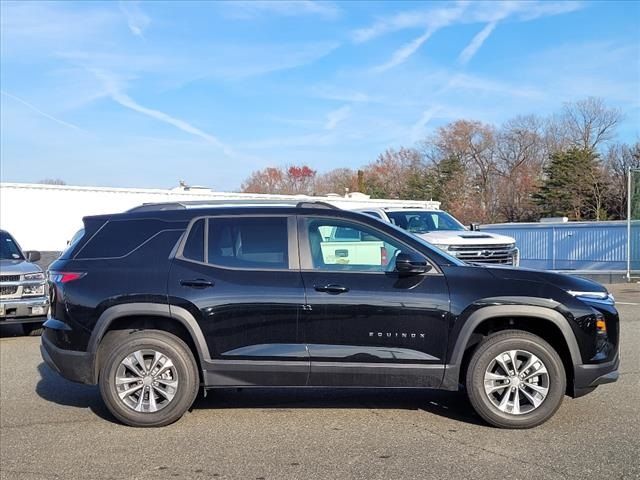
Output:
[
  {"left": 168, "top": 214, "right": 309, "bottom": 386},
  {"left": 298, "top": 215, "right": 450, "bottom": 388}
]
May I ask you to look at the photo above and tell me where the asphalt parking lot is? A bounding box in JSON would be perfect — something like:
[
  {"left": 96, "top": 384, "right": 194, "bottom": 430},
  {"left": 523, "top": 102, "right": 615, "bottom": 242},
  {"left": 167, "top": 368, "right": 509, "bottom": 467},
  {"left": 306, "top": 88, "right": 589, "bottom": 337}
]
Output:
[{"left": 1, "top": 283, "right": 638, "bottom": 480}]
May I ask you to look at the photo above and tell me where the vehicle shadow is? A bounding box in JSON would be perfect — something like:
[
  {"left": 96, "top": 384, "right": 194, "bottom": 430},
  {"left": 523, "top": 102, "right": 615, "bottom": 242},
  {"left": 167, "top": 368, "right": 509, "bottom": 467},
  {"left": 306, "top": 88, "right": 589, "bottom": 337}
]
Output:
[
  {"left": 35, "top": 362, "right": 115, "bottom": 422},
  {"left": 194, "top": 387, "right": 485, "bottom": 426},
  {"left": 35, "top": 359, "right": 484, "bottom": 426}
]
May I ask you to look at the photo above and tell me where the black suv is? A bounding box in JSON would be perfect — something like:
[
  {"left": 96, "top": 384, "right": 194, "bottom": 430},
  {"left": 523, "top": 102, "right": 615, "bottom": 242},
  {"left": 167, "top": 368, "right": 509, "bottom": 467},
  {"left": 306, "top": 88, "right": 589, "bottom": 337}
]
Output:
[{"left": 41, "top": 202, "right": 619, "bottom": 428}]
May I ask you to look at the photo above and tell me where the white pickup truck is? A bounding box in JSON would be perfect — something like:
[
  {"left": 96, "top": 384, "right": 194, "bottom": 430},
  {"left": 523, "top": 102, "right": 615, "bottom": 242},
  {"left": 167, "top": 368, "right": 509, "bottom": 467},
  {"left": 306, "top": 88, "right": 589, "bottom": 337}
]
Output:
[
  {"left": 317, "top": 225, "right": 391, "bottom": 267},
  {"left": 355, "top": 207, "right": 519, "bottom": 266}
]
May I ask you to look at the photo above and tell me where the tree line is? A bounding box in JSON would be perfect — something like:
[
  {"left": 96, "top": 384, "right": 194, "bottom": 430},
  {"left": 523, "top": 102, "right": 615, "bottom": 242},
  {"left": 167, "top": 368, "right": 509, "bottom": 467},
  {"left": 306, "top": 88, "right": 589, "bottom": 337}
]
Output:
[{"left": 241, "top": 97, "right": 640, "bottom": 224}]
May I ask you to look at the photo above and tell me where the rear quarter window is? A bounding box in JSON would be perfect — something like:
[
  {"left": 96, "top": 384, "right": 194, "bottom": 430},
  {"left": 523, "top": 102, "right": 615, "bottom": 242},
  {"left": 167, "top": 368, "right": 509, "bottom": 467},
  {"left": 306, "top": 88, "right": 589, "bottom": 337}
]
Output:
[{"left": 75, "top": 219, "right": 176, "bottom": 259}]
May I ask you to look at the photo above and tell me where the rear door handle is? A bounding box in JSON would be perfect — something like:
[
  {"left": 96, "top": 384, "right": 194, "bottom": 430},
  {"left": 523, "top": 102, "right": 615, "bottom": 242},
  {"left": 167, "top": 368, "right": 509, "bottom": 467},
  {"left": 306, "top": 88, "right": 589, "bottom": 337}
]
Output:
[
  {"left": 314, "top": 284, "right": 349, "bottom": 294},
  {"left": 180, "top": 279, "right": 214, "bottom": 289}
]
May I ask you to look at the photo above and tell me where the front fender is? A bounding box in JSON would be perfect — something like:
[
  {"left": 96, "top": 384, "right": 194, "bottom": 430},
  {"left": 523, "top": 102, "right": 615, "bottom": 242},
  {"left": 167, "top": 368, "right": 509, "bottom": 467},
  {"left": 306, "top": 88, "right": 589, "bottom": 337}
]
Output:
[{"left": 440, "top": 302, "right": 582, "bottom": 391}]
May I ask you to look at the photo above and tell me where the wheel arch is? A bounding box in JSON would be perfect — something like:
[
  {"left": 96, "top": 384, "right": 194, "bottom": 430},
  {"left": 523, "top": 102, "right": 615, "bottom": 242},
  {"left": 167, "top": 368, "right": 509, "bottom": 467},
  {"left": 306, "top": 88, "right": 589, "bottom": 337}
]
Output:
[
  {"left": 88, "top": 303, "right": 210, "bottom": 382},
  {"left": 442, "top": 305, "right": 581, "bottom": 391}
]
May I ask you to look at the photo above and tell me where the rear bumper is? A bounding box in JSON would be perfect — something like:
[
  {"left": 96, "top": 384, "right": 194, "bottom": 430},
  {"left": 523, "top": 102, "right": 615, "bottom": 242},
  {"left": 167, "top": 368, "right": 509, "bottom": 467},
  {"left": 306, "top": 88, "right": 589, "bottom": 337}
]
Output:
[
  {"left": 571, "top": 354, "right": 620, "bottom": 398},
  {"left": 40, "top": 330, "right": 95, "bottom": 384},
  {"left": 0, "top": 296, "right": 49, "bottom": 323}
]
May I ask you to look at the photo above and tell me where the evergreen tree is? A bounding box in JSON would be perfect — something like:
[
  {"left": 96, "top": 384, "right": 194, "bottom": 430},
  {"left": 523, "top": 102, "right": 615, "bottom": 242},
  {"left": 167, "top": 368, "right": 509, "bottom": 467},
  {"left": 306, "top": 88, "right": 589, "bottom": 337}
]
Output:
[{"left": 534, "top": 148, "right": 604, "bottom": 220}]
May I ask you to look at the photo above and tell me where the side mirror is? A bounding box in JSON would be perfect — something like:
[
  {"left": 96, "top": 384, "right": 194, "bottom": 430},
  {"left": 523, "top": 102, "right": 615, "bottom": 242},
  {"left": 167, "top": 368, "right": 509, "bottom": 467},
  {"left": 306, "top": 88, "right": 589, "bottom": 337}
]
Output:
[
  {"left": 25, "top": 251, "right": 41, "bottom": 262},
  {"left": 469, "top": 223, "right": 480, "bottom": 231},
  {"left": 395, "top": 252, "right": 431, "bottom": 274}
]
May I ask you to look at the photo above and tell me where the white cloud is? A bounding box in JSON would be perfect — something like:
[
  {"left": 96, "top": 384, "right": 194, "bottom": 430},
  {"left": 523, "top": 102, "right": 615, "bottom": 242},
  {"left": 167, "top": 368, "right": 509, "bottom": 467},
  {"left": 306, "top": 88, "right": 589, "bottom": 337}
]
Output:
[
  {"left": 324, "top": 105, "right": 352, "bottom": 130},
  {"left": 92, "top": 70, "right": 235, "bottom": 156},
  {"left": 118, "top": 1, "right": 151, "bottom": 38},
  {"left": 372, "top": 28, "right": 437, "bottom": 72},
  {"left": 1, "top": 90, "right": 85, "bottom": 132},
  {"left": 458, "top": 21, "right": 498, "bottom": 65},
  {"left": 356, "top": 1, "right": 585, "bottom": 71},
  {"left": 410, "top": 106, "right": 441, "bottom": 141},
  {"left": 369, "top": 2, "right": 469, "bottom": 71},
  {"left": 353, "top": 2, "right": 468, "bottom": 43},
  {"left": 204, "top": 42, "right": 340, "bottom": 80}
]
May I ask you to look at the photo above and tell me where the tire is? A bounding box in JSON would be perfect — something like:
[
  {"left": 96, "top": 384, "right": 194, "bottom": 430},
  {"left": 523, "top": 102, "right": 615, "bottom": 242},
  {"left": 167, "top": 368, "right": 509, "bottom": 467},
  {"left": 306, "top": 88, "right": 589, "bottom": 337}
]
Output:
[
  {"left": 465, "top": 330, "right": 566, "bottom": 429},
  {"left": 98, "top": 329, "right": 199, "bottom": 427},
  {"left": 22, "top": 323, "right": 43, "bottom": 336}
]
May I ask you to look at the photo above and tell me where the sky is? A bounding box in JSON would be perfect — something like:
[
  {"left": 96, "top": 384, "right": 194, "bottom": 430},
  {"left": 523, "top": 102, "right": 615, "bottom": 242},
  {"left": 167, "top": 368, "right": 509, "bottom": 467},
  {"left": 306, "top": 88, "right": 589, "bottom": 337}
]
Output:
[{"left": 1, "top": 0, "right": 639, "bottom": 191}]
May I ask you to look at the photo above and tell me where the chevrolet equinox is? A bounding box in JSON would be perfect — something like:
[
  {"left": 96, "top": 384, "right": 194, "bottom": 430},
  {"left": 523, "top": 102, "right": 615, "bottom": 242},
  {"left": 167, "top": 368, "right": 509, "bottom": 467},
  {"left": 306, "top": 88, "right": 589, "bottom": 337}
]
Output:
[{"left": 41, "top": 202, "right": 619, "bottom": 428}]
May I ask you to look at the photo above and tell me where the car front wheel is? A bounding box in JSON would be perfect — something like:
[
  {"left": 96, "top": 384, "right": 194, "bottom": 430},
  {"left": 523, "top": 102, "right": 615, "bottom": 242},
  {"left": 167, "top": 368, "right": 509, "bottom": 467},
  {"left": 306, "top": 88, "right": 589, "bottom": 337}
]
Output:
[
  {"left": 98, "top": 329, "right": 199, "bottom": 427},
  {"left": 466, "top": 330, "right": 566, "bottom": 429}
]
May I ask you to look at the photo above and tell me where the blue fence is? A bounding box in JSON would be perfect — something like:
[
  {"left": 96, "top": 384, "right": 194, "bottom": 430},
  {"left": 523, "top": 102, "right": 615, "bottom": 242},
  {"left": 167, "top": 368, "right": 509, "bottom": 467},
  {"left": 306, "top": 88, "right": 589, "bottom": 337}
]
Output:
[{"left": 481, "top": 220, "right": 640, "bottom": 272}]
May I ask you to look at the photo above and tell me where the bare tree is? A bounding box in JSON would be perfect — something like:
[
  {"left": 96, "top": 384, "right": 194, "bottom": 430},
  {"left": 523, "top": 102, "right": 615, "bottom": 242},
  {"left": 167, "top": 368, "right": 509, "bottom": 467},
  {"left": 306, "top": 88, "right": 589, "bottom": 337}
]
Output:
[
  {"left": 362, "top": 148, "right": 423, "bottom": 198},
  {"left": 603, "top": 142, "right": 640, "bottom": 218},
  {"left": 494, "top": 116, "right": 546, "bottom": 221},
  {"left": 241, "top": 167, "right": 285, "bottom": 194},
  {"left": 429, "top": 120, "right": 499, "bottom": 222},
  {"left": 314, "top": 168, "right": 358, "bottom": 195},
  {"left": 240, "top": 165, "right": 317, "bottom": 195},
  {"left": 560, "top": 97, "right": 622, "bottom": 151}
]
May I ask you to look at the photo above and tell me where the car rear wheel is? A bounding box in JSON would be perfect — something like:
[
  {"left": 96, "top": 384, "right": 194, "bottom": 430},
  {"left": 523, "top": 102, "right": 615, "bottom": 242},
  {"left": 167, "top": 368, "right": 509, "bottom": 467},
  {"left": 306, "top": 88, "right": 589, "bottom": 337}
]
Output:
[
  {"left": 466, "top": 330, "right": 566, "bottom": 429},
  {"left": 98, "top": 329, "right": 199, "bottom": 427}
]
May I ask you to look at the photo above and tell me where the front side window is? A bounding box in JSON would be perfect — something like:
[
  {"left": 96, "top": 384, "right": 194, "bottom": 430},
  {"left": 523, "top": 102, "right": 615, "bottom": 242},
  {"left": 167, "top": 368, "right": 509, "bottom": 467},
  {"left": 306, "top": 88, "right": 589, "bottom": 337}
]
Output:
[{"left": 304, "top": 218, "right": 410, "bottom": 272}]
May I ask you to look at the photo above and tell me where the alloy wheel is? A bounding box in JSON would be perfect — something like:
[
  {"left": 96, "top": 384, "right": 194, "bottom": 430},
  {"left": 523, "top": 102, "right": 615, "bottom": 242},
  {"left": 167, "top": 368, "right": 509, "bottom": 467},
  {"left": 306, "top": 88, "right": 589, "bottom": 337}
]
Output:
[
  {"left": 115, "top": 349, "right": 179, "bottom": 413},
  {"left": 483, "top": 349, "right": 550, "bottom": 415}
]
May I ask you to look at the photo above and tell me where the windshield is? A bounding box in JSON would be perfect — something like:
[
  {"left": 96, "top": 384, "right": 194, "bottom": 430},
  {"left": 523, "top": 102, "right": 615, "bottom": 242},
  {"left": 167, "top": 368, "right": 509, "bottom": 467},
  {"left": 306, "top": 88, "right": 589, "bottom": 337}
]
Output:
[
  {"left": 386, "top": 211, "right": 465, "bottom": 234},
  {"left": 0, "top": 231, "right": 24, "bottom": 260},
  {"left": 378, "top": 217, "right": 466, "bottom": 266}
]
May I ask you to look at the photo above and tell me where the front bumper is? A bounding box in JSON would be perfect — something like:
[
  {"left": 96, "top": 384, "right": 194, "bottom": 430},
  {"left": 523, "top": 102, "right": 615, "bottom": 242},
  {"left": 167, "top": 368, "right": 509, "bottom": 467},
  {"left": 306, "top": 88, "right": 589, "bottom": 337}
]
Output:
[
  {"left": 0, "top": 297, "right": 49, "bottom": 323},
  {"left": 571, "top": 354, "right": 620, "bottom": 398},
  {"left": 40, "top": 329, "right": 95, "bottom": 384}
]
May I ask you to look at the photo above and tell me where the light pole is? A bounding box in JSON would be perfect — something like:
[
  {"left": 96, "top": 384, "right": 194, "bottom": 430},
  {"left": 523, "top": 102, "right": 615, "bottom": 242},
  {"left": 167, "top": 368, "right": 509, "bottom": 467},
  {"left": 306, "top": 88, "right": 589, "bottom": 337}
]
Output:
[{"left": 628, "top": 167, "right": 640, "bottom": 282}]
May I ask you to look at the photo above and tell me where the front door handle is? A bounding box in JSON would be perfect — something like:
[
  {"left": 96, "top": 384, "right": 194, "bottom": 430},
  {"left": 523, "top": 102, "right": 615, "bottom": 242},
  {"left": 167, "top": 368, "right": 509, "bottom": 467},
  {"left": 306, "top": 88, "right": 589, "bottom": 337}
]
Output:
[
  {"left": 314, "top": 284, "right": 349, "bottom": 294},
  {"left": 180, "top": 279, "right": 214, "bottom": 289}
]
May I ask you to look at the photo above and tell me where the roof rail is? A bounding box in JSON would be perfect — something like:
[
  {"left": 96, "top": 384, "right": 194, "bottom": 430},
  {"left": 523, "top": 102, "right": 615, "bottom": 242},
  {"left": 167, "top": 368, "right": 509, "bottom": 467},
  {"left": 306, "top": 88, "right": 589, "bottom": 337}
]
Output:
[
  {"left": 295, "top": 201, "right": 340, "bottom": 210},
  {"left": 127, "top": 202, "right": 187, "bottom": 212},
  {"left": 127, "top": 199, "right": 341, "bottom": 213}
]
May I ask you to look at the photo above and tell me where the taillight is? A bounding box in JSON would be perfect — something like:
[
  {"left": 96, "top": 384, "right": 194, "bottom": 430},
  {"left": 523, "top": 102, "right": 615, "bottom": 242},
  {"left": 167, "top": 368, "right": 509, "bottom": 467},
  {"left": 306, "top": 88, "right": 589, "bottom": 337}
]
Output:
[
  {"left": 49, "top": 272, "right": 86, "bottom": 283},
  {"left": 380, "top": 247, "right": 388, "bottom": 266}
]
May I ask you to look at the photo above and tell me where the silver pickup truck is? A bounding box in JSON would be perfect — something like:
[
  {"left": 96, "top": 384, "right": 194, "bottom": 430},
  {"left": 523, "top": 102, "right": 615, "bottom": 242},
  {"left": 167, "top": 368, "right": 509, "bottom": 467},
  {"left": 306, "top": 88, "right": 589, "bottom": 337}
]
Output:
[{"left": 0, "top": 229, "right": 48, "bottom": 335}]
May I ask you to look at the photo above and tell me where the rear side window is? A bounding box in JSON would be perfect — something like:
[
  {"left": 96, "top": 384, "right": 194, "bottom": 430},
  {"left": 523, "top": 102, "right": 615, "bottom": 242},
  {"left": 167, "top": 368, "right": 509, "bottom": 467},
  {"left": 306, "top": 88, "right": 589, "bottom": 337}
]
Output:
[
  {"left": 179, "top": 217, "right": 289, "bottom": 269},
  {"left": 75, "top": 219, "right": 168, "bottom": 259},
  {"left": 208, "top": 217, "right": 288, "bottom": 269},
  {"left": 182, "top": 219, "right": 204, "bottom": 262}
]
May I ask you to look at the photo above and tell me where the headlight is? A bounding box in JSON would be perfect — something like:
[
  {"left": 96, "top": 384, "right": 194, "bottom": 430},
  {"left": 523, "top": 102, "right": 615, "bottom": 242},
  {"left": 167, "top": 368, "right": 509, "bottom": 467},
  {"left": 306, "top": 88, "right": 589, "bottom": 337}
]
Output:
[
  {"left": 23, "top": 284, "right": 45, "bottom": 296},
  {"left": 432, "top": 244, "right": 450, "bottom": 251},
  {"left": 568, "top": 290, "right": 615, "bottom": 305},
  {"left": 24, "top": 272, "right": 45, "bottom": 281}
]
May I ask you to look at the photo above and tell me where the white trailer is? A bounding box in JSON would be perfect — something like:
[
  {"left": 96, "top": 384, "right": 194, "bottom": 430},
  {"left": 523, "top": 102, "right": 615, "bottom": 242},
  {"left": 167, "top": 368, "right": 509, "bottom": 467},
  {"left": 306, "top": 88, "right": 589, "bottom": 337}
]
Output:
[{"left": 0, "top": 182, "right": 440, "bottom": 252}]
